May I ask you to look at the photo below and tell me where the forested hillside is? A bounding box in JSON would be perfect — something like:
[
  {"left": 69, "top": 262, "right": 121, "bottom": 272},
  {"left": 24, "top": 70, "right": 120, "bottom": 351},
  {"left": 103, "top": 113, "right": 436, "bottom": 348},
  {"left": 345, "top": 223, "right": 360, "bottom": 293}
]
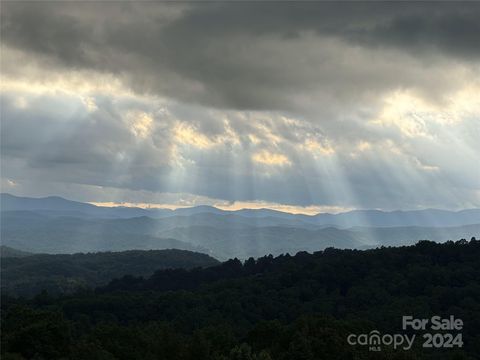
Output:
[
  {"left": 2, "top": 239, "right": 478, "bottom": 359},
  {"left": 1, "top": 249, "right": 219, "bottom": 297}
]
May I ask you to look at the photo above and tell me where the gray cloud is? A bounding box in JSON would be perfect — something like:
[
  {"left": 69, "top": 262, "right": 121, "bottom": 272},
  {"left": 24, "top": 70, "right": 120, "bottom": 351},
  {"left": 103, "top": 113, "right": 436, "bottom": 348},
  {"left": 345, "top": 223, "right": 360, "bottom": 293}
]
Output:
[{"left": 2, "top": 2, "right": 479, "bottom": 111}]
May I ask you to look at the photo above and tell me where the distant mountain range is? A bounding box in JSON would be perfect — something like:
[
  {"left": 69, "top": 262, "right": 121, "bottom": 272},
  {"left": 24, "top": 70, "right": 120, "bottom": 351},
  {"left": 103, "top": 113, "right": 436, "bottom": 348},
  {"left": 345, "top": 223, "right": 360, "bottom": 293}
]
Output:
[
  {"left": 2, "top": 193, "right": 480, "bottom": 227},
  {"left": 1, "top": 193, "right": 479, "bottom": 259}
]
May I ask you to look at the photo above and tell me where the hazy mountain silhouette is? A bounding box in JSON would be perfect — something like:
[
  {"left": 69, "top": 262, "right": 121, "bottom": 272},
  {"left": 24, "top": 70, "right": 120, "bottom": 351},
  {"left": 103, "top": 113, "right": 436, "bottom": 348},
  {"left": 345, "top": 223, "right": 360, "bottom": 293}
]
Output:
[
  {"left": 0, "top": 245, "right": 33, "bottom": 258},
  {"left": 2, "top": 193, "right": 479, "bottom": 227},
  {"left": 2, "top": 205, "right": 479, "bottom": 259}
]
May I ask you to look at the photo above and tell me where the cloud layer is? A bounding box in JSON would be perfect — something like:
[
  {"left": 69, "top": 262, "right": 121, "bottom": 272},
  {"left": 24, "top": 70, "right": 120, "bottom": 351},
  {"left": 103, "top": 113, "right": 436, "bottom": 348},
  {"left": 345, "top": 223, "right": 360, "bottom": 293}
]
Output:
[{"left": 1, "top": 2, "right": 479, "bottom": 211}]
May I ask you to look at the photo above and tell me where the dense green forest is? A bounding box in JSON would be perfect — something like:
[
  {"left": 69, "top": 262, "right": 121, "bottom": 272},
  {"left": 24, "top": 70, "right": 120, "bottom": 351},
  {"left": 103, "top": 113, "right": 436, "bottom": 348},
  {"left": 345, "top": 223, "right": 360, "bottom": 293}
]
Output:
[
  {"left": 2, "top": 239, "right": 479, "bottom": 359},
  {"left": 1, "top": 249, "right": 219, "bottom": 297}
]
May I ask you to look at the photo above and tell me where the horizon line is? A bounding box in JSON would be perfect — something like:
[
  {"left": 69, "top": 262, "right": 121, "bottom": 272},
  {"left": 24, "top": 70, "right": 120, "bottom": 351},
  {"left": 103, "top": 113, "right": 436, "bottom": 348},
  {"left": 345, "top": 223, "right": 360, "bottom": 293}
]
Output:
[{"left": 2, "top": 193, "right": 478, "bottom": 216}]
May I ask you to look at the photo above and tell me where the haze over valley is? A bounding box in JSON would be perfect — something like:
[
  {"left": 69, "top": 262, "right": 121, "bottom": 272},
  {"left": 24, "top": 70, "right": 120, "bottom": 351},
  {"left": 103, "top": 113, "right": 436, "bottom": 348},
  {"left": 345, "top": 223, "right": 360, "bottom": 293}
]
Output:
[{"left": 2, "top": 193, "right": 479, "bottom": 260}]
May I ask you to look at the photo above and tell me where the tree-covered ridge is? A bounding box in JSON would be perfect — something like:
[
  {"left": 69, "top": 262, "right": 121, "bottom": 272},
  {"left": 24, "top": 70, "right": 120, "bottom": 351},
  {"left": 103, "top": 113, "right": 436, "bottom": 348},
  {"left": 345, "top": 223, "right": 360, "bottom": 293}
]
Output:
[
  {"left": 1, "top": 249, "right": 219, "bottom": 297},
  {"left": 2, "top": 239, "right": 479, "bottom": 359}
]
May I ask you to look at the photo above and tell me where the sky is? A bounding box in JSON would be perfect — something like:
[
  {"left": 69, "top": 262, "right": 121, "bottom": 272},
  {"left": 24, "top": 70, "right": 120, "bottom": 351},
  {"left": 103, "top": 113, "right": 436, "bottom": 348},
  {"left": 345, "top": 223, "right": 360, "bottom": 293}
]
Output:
[{"left": 1, "top": 2, "right": 479, "bottom": 214}]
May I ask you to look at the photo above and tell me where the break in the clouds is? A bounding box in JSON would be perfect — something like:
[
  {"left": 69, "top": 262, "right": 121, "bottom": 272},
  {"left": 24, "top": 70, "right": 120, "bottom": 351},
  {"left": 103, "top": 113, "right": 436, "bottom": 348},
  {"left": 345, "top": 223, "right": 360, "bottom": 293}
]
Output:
[{"left": 1, "top": 2, "right": 479, "bottom": 211}]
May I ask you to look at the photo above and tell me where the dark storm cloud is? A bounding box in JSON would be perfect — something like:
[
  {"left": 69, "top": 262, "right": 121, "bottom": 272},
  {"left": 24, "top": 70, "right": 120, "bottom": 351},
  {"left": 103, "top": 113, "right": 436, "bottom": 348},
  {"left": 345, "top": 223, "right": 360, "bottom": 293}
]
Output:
[
  {"left": 2, "top": 2, "right": 479, "bottom": 110},
  {"left": 162, "top": 2, "right": 480, "bottom": 57}
]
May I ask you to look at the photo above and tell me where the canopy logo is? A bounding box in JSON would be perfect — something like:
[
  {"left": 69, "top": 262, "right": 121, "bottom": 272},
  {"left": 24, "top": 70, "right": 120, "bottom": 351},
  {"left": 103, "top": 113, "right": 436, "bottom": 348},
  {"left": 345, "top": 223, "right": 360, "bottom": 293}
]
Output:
[
  {"left": 347, "top": 315, "right": 463, "bottom": 351},
  {"left": 347, "top": 330, "right": 415, "bottom": 352}
]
